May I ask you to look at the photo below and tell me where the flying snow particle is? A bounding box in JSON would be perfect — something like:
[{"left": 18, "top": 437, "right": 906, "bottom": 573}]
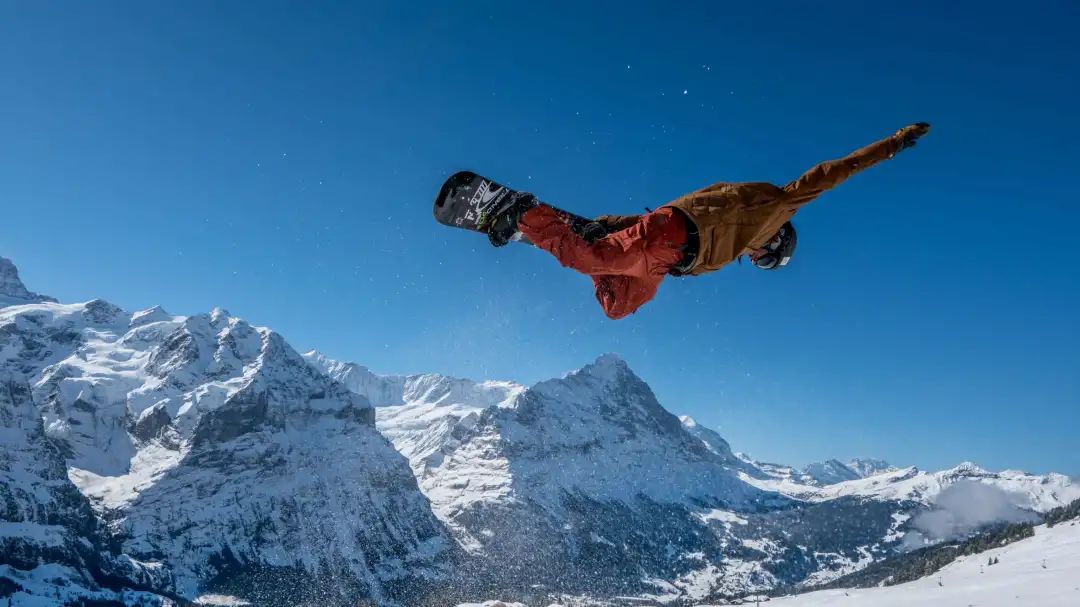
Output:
[{"left": 683, "top": 89, "right": 688, "bottom": 95}]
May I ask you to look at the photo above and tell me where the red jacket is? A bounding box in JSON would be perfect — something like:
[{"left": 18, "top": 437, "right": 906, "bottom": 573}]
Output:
[{"left": 518, "top": 205, "right": 689, "bottom": 319}]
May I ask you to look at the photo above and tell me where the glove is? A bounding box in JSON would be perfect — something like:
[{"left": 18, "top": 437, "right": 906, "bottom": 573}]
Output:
[
  {"left": 578, "top": 221, "right": 609, "bottom": 244},
  {"left": 896, "top": 122, "right": 931, "bottom": 151}
]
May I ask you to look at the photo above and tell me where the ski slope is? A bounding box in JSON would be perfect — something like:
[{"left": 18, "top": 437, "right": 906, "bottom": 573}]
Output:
[
  {"left": 769, "top": 520, "right": 1080, "bottom": 607},
  {"left": 464, "top": 521, "right": 1080, "bottom": 606}
]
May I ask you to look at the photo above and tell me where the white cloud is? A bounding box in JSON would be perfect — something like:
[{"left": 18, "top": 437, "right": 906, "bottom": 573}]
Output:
[{"left": 904, "top": 480, "right": 1039, "bottom": 548}]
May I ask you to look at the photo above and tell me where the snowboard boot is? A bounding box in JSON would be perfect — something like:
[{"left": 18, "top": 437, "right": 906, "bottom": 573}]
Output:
[{"left": 477, "top": 191, "right": 538, "bottom": 247}]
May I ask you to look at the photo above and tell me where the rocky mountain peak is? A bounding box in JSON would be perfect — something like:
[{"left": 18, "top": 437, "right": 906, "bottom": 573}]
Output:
[
  {"left": 575, "top": 352, "right": 630, "bottom": 380},
  {"left": 846, "top": 457, "right": 896, "bottom": 478},
  {"left": 0, "top": 256, "right": 56, "bottom": 306},
  {"left": 945, "top": 461, "right": 992, "bottom": 478},
  {"left": 802, "top": 459, "right": 861, "bottom": 485}
]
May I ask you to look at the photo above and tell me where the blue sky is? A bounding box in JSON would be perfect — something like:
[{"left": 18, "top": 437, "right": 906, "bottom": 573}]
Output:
[{"left": 2, "top": 1, "right": 1077, "bottom": 475}]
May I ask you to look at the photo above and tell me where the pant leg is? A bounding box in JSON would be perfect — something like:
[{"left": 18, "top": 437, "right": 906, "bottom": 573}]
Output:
[
  {"left": 519, "top": 204, "right": 682, "bottom": 319},
  {"left": 518, "top": 205, "right": 650, "bottom": 277}
]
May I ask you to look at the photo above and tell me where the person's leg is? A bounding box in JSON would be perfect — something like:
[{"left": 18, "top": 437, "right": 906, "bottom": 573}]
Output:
[
  {"left": 518, "top": 205, "right": 650, "bottom": 277},
  {"left": 518, "top": 205, "right": 685, "bottom": 318}
]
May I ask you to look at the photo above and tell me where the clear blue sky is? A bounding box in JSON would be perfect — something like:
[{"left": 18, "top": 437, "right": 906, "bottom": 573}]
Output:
[{"left": 2, "top": 1, "right": 1077, "bottom": 475}]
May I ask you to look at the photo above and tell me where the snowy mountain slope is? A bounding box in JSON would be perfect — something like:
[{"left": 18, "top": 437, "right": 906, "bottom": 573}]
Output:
[
  {"left": 305, "top": 349, "right": 524, "bottom": 484},
  {"left": 678, "top": 415, "right": 760, "bottom": 474},
  {"left": 427, "top": 354, "right": 771, "bottom": 515},
  {"left": 0, "top": 259, "right": 456, "bottom": 606},
  {"left": 305, "top": 349, "right": 523, "bottom": 410},
  {"left": 802, "top": 460, "right": 862, "bottom": 485},
  {"left": 769, "top": 519, "right": 1080, "bottom": 607},
  {"left": 0, "top": 376, "right": 173, "bottom": 606}
]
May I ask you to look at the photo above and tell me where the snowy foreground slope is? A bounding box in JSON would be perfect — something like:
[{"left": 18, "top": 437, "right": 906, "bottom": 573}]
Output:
[
  {"left": 457, "top": 519, "right": 1080, "bottom": 606},
  {"left": 3, "top": 255, "right": 1078, "bottom": 606},
  {"left": 769, "top": 519, "right": 1080, "bottom": 607}
]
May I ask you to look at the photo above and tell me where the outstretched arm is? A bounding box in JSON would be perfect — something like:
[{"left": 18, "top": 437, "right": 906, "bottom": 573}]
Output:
[{"left": 782, "top": 123, "right": 930, "bottom": 207}]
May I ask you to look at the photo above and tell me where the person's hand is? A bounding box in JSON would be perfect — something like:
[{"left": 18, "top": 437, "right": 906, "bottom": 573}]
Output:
[
  {"left": 896, "top": 122, "right": 931, "bottom": 150},
  {"left": 579, "top": 221, "right": 609, "bottom": 243}
]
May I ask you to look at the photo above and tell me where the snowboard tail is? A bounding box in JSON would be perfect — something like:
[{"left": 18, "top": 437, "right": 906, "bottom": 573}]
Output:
[{"left": 433, "top": 171, "right": 601, "bottom": 245}]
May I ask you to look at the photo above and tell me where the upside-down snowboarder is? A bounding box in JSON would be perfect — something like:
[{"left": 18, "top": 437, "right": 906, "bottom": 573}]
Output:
[{"left": 442, "top": 123, "right": 930, "bottom": 319}]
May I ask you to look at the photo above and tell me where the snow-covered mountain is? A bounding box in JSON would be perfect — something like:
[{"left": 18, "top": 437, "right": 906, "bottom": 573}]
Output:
[
  {"left": 698, "top": 436, "right": 1074, "bottom": 521},
  {"left": 312, "top": 348, "right": 1075, "bottom": 602},
  {"left": 0, "top": 376, "right": 174, "bottom": 606},
  {"left": 313, "top": 353, "right": 797, "bottom": 602},
  {"left": 846, "top": 458, "right": 896, "bottom": 478},
  {"left": 314, "top": 349, "right": 1079, "bottom": 602},
  {"left": 0, "top": 262, "right": 454, "bottom": 606},
  {"left": 319, "top": 354, "right": 797, "bottom": 600},
  {"left": 733, "top": 460, "right": 1079, "bottom": 513},
  {"left": 732, "top": 457, "right": 862, "bottom": 488},
  {"left": 3, "top": 256, "right": 1077, "bottom": 606}
]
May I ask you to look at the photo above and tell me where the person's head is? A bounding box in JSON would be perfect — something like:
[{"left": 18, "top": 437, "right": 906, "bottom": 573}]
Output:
[{"left": 749, "top": 222, "right": 797, "bottom": 271}]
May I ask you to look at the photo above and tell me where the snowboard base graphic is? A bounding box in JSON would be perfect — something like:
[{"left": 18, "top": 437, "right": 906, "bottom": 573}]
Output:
[{"left": 433, "top": 171, "right": 600, "bottom": 245}]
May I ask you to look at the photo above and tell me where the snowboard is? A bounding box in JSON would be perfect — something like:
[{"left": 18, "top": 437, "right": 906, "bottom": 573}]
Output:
[{"left": 433, "top": 171, "right": 602, "bottom": 245}]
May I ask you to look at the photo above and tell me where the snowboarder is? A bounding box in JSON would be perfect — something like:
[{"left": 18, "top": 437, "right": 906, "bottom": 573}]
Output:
[{"left": 477, "top": 123, "right": 931, "bottom": 319}]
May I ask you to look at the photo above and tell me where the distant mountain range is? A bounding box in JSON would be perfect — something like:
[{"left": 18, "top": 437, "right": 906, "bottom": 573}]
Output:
[{"left": 2, "top": 256, "right": 1077, "bottom": 606}]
